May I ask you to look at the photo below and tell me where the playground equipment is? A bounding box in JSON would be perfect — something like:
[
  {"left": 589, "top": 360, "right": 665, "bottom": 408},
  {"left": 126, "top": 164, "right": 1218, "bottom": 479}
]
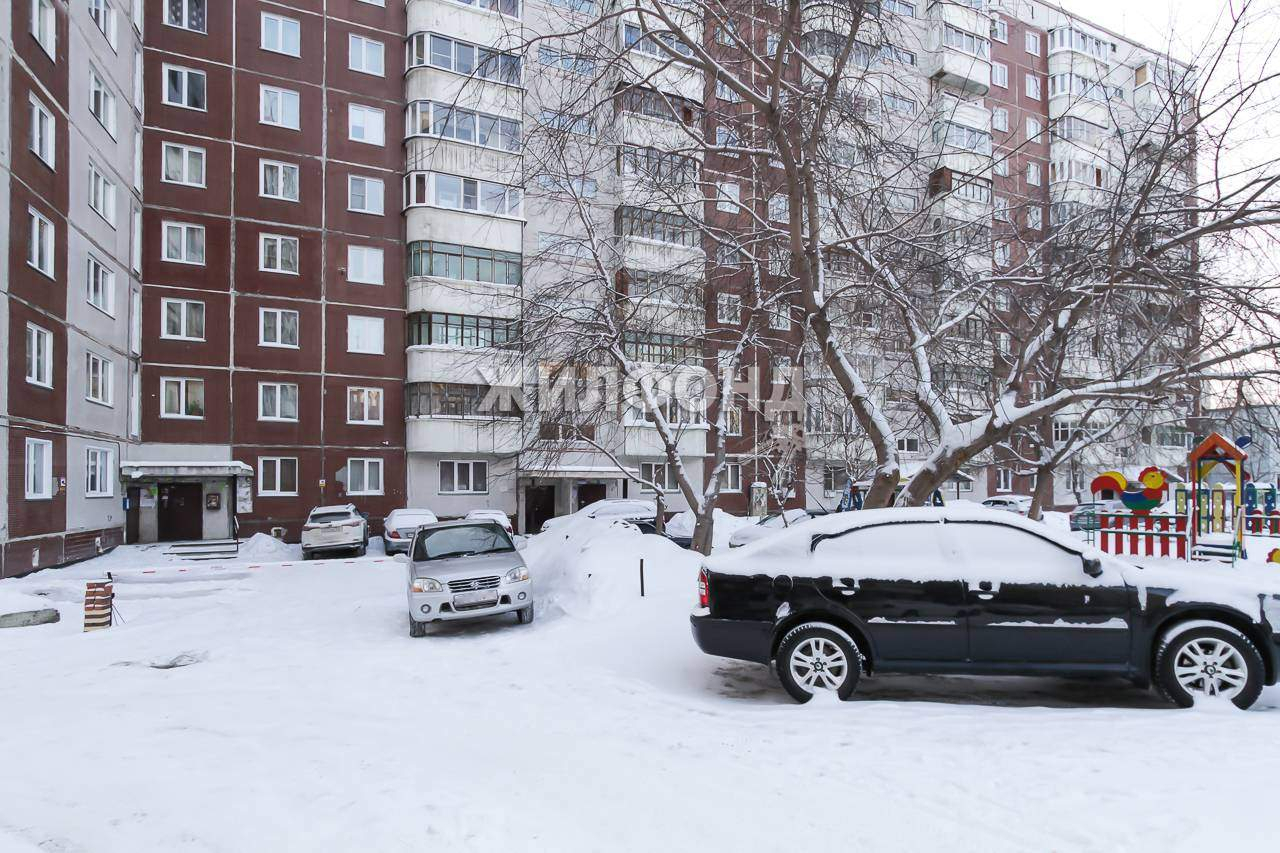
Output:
[{"left": 1089, "top": 466, "right": 1188, "bottom": 559}]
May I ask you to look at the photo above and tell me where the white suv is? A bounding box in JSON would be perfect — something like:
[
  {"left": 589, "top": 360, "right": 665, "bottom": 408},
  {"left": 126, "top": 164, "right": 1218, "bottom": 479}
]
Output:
[
  {"left": 301, "top": 504, "right": 369, "bottom": 559},
  {"left": 981, "top": 495, "right": 1034, "bottom": 516}
]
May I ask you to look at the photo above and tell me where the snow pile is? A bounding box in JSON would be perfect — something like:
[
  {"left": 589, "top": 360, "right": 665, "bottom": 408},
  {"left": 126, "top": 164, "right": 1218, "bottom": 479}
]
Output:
[
  {"left": 0, "top": 587, "right": 58, "bottom": 618},
  {"left": 1042, "top": 511, "right": 1070, "bottom": 531},
  {"left": 237, "top": 532, "right": 300, "bottom": 562},
  {"left": 522, "top": 517, "right": 699, "bottom": 619},
  {"left": 664, "top": 508, "right": 754, "bottom": 549}
]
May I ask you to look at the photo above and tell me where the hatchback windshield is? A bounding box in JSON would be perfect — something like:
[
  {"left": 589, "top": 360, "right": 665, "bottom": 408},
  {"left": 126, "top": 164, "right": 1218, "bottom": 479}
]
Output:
[{"left": 414, "top": 523, "right": 514, "bottom": 561}]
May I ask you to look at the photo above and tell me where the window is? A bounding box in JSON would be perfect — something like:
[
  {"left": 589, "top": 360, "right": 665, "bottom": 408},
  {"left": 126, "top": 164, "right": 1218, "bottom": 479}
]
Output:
[
  {"left": 897, "top": 437, "right": 921, "bottom": 453},
  {"left": 346, "top": 315, "right": 384, "bottom": 354},
  {"left": 260, "top": 85, "right": 300, "bottom": 129},
  {"left": 349, "top": 34, "right": 385, "bottom": 76},
  {"left": 25, "top": 324, "right": 53, "bottom": 387},
  {"left": 406, "top": 383, "right": 522, "bottom": 418},
  {"left": 162, "top": 298, "right": 205, "bottom": 340},
  {"left": 991, "top": 62, "right": 1008, "bottom": 88},
  {"left": 347, "top": 104, "right": 385, "bottom": 146},
  {"left": 162, "top": 142, "right": 205, "bottom": 186},
  {"left": 772, "top": 356, "right": 792, "bottom": 384},
  {"left": 165, "top": 0, "right": 205, "bottom": 33},
  {"left": 716, "top": 293, "right": 742, "bottom": 324},
  {"left": 449, "top": 0, "right": 519, "bottom": 14},
  {"left": 1027, "top": 206, "right": 1042, "bottom": 230},
  {"left": 407, "top": 242, "right": 521, "bottom": 286},
  {"left": 347, "top": 387, "right": 383, "bottom": 424},
  {"left": 261, "top": 12, "right": 300, "bottom": 56},
  {"left": 85, "top": 447, "right": 113, "bottom": 497},
  {"left": 993, "top": 156, "right": 1009, "bottom": 177},
  {"left": 31, "top": 0, "right": 56, "bottom": 56},
  {"left": 1025, "top": 73, "right": 1042, "bottom": 100},
  {"left": 406, "top": 312, "right": 518, "bottom": 348},
  {"left": 407, "top": 33, "right": 522, "bottom": 85},
  {"left": 768, "top": 193, "right": 790, "bottom": 222},
  {"left": 1026, "top": 117, "right": 1042, "bottom": 140},
  {"left": 992, "top": 18, "right": 1008, "bottom": 42},
  {"left": 402, "top": 172, "right": 522, "bottom": 216},
  {"left": 162, "top": 221, "right": 205, "bottom": 264},
  {"left": 931, "top": 121, "right": 992, "bottom": 155},
  {"left": 943, "top": 25, "right": 989, "bottom": 58},
  {"left": 27, "top": 208, "right": 54, "bottom": 277},
  {"left": 29, "top": 96, "right": 55, "bottom": 166},
  {"left": 716, "top": 181, "right": 740, "bottom": 213},
  {"left": 25, "top": 439, "right": 53, "bottom": 500},
  {"left": 88, "top": 69, "right": 117, "bottom": 136},
  {"left": 614, "top": 205, "right": 696, "bottom": 246},
  {"left": 994, "top": 242, "right": 1010, "bottom": 266},
  {"left": 86, "top": 256, "right": 115, "bottom": 315},
  {"left": 641, "top": 462, "right": 679, "bottom": 492},
  {"left": 163, "top": 64, "right": 207, "bottom": 110},
  {"left": 538, "top": 46, "right": 595, "bottom": 75},
  {"left": 992, "top": 107, "right": 1008, "bottom": 133},
  {"left": 1025, "top": 31, "right": 1041, "bottom": 55},
  {"left": 259, "top": 306, "right": 300, "bottom": 346},
  {"left": 723, "top": 463, "right": 742, "bottom": 492},
  {"left": 440, "top": 460, "right": 488, "bottom": 494},
  {"left": 347, "top": 176, "right": 385, "bottom": 214},
  {"left": 161, "top": 377, "right": 205, "bottom": 418},
  {"left": 259, "top": 159, "right": 299, "bottom": 201},
  {"left": 346, "top": 458, "right": 383, "bottom": 495},
  {"left": 88, "top": 163, "right": 115, "bottom": 225},
  {"left": 259, "top": 382, "right": 299, "bottom": 421},
  {"left": 258, "top": 457, "right": 298, "bottom": 496},
  {"left": 997, "top": 467, "right": 1013, "bottom": 491},
  {"left": 406, "top": 101, "right": 521, "bottom": 152},
  {"left": 85, "top": 352, "right": 113, "bottom": 405},
  {"left": 346, "top": 246, "right": 384, "bottom": 285},
  {"left": 1027, "top": 162, "right": 1042, "bottom": 186},
  {"left": 133, "top": 49, "right": 143, "bottom": 109},
  {"left": 131, "top": 207, "right": 141, "bottom": 273},
  {"left": 769, "top": 304, "right": 791, "bottom": 330}
]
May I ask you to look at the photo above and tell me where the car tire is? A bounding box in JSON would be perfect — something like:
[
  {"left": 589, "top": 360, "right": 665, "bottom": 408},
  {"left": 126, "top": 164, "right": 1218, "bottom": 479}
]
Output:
[
  {"left": 302, "top": 551, "right": 312, "bottom": 561},
  {"left": 516, "top": 603, "right": 535, "bottom": 624},
  {"left": 775, "top": 622, "right": 863, "bottom": 704},
  {"left": 409, "top": 617, "right": 426, "bottom": 638},
  {"left": 1155, "top": 622, "right": 1264, "bottom": 710},
  {"left": 355, "top": 544, "right": 367, "bottom": 557}
]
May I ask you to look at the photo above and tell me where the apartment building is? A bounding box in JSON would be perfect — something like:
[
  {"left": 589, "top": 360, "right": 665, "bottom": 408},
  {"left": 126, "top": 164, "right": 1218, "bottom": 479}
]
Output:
[{"left": 1, "top": 0, "right": 143, "bottom": 577}]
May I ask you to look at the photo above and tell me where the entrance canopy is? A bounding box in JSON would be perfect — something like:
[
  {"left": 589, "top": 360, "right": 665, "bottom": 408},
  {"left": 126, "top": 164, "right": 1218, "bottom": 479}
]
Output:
[
  {"left": 121, "top": 461, "right": 254, "bottom": 480},
  {"left": 519, "top": 464, "right": 639, "bottom": 479}
]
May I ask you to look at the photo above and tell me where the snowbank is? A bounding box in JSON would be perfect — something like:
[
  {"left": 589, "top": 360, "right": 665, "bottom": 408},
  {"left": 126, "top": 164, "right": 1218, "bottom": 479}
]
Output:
[
  {"left": 237, "top": 532, "right": 300, "bottom": 562},
  {"left": 0, "top": 587, "right": 58, "bottom": 618},
  {"left": 664, "top": 508, "right": 754, "bottom": 550}
]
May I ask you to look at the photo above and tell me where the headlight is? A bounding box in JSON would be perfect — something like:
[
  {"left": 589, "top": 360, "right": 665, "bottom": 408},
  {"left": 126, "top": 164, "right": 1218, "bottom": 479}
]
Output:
[
  {"left": 411, "top": 578, "right": 443, "bottom": 593},
  {"left": 504, "top": 566, "right": 529, "bottom": 584}
]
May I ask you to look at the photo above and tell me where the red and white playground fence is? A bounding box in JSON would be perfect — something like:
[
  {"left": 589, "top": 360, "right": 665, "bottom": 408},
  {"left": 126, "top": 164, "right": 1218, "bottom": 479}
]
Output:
[{"left": 1096, "top": 513, "right": 1189, "bottom": 560}]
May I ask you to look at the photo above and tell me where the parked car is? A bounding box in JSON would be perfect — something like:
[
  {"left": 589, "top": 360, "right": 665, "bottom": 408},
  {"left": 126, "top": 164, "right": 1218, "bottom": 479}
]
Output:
[
  {"left": 691, "top": 505, "right": 1280, "bottom": 709},
  {"left": 465, "top": 509, "right": 514, "bottom": 535},
  {"left": 404, "top": 520, "right": 533, "bottom": 637},
  {"left": 539, "top": 499, "right": 657, "bottom": 534},
  {"left": 728, "top": 509, "right": 815, "bottom": 548},
  {"left": 382, "top": 508, "right": 439, "bottom": 554},
  {"left": 301, "top": 504, "right": 368, "bottom": 559},
  {"left": 982, "top": 495, "right": 1034, "bottom": 515},
  {"left": 1069, "top": 501, "right": 1122, "bottom": 531}
]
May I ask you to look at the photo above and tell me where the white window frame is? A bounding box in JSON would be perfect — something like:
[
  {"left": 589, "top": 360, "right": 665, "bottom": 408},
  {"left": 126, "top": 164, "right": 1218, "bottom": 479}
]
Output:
[
  {"left": 348, "top": 103, "right": 386, "bottom": 146},
  {"left": 1027, "top": 162, "right": 1042, "bottom": 186},
  {"left": 162, "top": 63, "right": 207, "bottom": 111},
  {"left": 723, "top": 462, "right": 742, "bottom": 493},
  {"left": 997, "top": 467, "right": 1014, "bottom": 492},
  {"left": 716, "top": 292, "right": 742, "bottom": 325},
  {"left": 259, "top": 233, "right": 300, "bottom": 275},
  {"left": 25, "top": 323, "right": 53, "bottom": 388},
  {"left": 85, "top": 351, "right": 113, "bottom": 406},
  {"left": 162, "top": 220, "right": 206, "bottom": 265},
  {"left": 258, "top": 457, "right": 299, "bottom": 496},
  {"left": 640, "top": 462, "right": 679, "bottom": 492},
  {"left": 27, "top": 207, "right": 55, "bottom": 278},
  {"left": 85, "top": 446, "right": 114, "bottom": 498},
  {"left": 31, "top": 0, "right": 56, "bottom": 57},
  {"left": 440, "top": 460, "right": 488, "bottom": 494},
  {"left": 346, "top": 315, "right": 385, "bottom": 354},
  {"left": 160, "top": 377, "right": 205, "bottom": 419},
  {"left": 258, "top": 158, "right": 300, "bottom": 202},
  {"left": 346, "top": 458, "right": 384, "bottom": 495},
  {"left": 1025, "top": 73, "right": 1042, "bottom": 100},
  {"left": 346, "top": 245, "right": 384, "bottom": 285},
  {"left": 260, "top": 11, "right": 301, "bottom": 57},
  {"left": 258, "top": 306, "right": 300, "bottom": 347},
  {"left": 28, "top": 95, "right": 55, "bottom": 167},
  {"left": 716, "top": 181, "right": 740, "bottom": 213},
  {"left": 991, "top": 61, "right": 1008, "bottom": 89},
  {"left": 348, "top": 34, "right": 385, "bottom": 76},
  {"left": 25, "top": 438, "right": 53, "bottom": 500},
  {"left": 347, "top": 386, "right": 384, "bottom": 424},
  {"left": 259, "top": 84, "right": 301, "bottom": 129},
  {"left": 1025, "top": 31, "right": 1041, "bottom": 56},
  {"left": 86, "top": 255, "right": 115, "bottom": 316},
  {"left": 258, "top": 381, "right": 299, "bottom": 422},
  {"left": 88, "top": 162, "right": 116, "bottom": 226},
  {"left": 162, "top": 141, "right": 206, "bottom": 187},
  {"left": 347, "top": 175, "right": 385, "bottom": 215},
  {"left": 88, "top": 67, "right": 118, "bottom": 137},
  {"left": 164, "top": 0, "right": 206, "bottom": 33},
  {"left": 992, "top": 107, "right": 1008, "bottom": 133},
  {"left": 161, "top": 297, "right": 205, "bottom": 340}
]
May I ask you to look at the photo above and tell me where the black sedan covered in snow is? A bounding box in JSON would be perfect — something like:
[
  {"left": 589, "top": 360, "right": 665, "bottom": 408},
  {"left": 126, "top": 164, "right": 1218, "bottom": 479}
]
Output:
[{"left": 691, "top": 506, "right": 1280, "bottom": 708}]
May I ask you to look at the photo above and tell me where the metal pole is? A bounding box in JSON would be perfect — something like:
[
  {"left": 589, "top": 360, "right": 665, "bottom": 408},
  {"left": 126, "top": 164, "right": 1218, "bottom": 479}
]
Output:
[{"left": 639, "top": 558, "right": 645, "bottom": 597}]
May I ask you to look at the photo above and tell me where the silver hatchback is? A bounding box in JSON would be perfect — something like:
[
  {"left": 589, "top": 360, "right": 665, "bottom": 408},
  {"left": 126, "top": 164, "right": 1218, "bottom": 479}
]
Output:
[{"left": 402, "top": 520, "right": 533, "bottom": 637}]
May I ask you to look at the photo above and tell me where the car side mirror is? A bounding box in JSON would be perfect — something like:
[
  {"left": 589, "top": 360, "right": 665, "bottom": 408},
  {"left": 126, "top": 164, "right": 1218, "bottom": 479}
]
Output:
[{"left": 1082, "top": 556, "right": 1103, "bottom": 578}]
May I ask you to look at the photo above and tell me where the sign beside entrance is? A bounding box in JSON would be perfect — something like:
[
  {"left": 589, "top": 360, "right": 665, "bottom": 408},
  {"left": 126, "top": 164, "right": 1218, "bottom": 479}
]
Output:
[{"left": 236, "top": 478, "right": 253, "bottom": 514}]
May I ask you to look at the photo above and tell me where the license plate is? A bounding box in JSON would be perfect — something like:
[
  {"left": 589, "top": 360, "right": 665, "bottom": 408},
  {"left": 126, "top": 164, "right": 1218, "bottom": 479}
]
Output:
[{"left": 453, "top": 590, "right": 498, "bottom": 607}]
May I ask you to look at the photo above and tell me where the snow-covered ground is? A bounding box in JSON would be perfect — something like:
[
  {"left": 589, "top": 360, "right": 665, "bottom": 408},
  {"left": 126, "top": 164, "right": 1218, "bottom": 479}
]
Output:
[{"left": 2, "top": 521, "right": 1279, "bottom": 851}]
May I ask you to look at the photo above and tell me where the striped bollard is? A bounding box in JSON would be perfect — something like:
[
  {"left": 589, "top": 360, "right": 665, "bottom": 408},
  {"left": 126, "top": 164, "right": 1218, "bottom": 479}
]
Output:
[{"left": 84, "top": 580, "right": 114, "bottom": 632}]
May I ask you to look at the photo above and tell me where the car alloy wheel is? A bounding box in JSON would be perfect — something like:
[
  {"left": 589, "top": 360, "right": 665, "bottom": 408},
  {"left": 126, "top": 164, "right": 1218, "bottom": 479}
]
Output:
[
  {"left": 789, "top": 637, "right": 849, "bottom": 693},
  {"left": 1171, "top": 637, "right": 1248, "bottom": 699},
  {"left": 1155, "top": 623, "right": 1264, "bottom": 709},
  {"left": 775, "top": 623, "right": 863, "bottom": 703}
]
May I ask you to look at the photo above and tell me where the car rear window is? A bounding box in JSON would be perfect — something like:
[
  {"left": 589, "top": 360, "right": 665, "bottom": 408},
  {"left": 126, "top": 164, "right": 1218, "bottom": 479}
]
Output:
[{"left": 309, "top": 511, "right": 353, "bottom": 524}]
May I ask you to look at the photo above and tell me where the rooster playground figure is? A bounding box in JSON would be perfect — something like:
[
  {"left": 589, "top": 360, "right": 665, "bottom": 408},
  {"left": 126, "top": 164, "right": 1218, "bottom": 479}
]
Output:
[{"left": 1090, "top": 467, "right": 1168, "bottom": 514}]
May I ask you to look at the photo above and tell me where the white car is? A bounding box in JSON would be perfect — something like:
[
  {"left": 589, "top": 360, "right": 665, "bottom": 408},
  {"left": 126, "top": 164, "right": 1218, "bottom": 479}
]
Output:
[
  {"left": 982, "top": 495, "right": 1034, "bottom": 516},
  {"left": 728, "top": 509, "right": 814, "bottom": 548},
  {"left": 465, "top": 509, "right": 514, "bottom": 534},
  {"left": 539, "top": 499, "right": 657, "bottom": 534},
  {"left": 383, "top": 508, "right": 439, "bottom": 555},
  {"left": 301, "top": 504, "right": 369, "bottom": 559}
]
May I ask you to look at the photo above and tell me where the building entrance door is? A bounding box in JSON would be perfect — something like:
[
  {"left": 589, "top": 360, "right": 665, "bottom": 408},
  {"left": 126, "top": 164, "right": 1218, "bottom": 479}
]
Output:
[
  {"left": 524, "top": 485, "right": 556, "bottom": 534},
  {"left": 577, "top": 483, "right": 606, "bottom": 510},
  {"left": 158, "top": 483, "right": 203, "bottom": 542},
  {"left": 125, "top": 487, "right": 141, "bottom": 544}
]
